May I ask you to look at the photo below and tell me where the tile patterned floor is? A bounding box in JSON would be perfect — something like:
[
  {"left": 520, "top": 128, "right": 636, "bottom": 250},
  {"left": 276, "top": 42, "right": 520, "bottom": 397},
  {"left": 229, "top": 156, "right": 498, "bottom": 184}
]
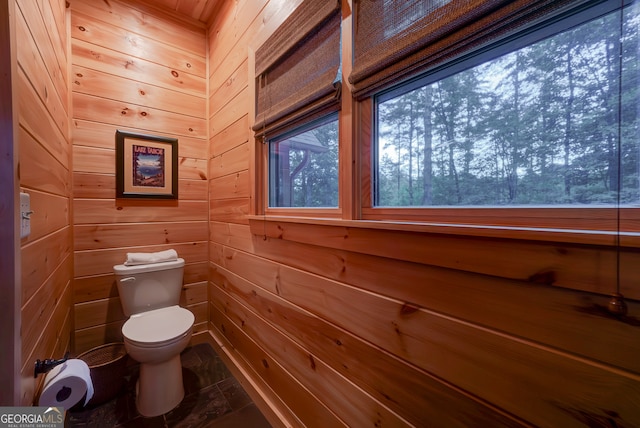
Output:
[{"left": 65, "top": 343, "right": 273, "bottom": 427}]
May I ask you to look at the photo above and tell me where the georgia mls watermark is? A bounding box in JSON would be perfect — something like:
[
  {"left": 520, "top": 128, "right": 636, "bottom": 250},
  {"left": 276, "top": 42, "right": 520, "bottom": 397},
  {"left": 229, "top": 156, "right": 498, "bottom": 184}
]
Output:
[{"left": 0, "top": 407, "right": 65, "bottom": 428}]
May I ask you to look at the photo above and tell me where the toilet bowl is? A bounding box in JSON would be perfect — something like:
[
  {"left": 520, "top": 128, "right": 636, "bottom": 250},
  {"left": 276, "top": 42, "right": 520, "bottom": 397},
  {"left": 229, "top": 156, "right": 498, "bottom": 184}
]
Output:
[
  {"left": 113, "top": 258, "right": 194, "bottom": 417},
  {"left": 122, "top": 305, "right": 194, "bottom": 417}
]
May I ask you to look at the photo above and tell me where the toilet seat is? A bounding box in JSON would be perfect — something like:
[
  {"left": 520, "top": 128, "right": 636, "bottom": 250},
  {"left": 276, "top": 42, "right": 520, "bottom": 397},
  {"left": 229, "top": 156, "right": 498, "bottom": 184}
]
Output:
[{"left": 122, "top": 305, "right": 194, "bottom": 347}]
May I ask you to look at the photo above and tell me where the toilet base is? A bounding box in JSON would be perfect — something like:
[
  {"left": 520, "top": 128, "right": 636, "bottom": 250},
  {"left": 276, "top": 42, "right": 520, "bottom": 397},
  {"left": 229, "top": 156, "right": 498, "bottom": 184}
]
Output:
[{"left": 135, "top": 354, "right": 185, "bottom": 417}]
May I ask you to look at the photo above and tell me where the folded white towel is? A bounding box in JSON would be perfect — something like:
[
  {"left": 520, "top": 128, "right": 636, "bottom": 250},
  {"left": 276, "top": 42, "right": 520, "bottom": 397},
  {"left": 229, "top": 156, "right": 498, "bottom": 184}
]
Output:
[{"left": 124, "top": 249, "right": 178, "bottom": 266}]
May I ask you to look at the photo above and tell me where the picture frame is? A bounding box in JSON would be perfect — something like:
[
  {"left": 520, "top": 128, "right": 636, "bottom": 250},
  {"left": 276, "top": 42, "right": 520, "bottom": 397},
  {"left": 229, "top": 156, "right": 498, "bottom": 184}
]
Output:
[{"left": 115, "top": 130, "right": 179, "bottom": 199}]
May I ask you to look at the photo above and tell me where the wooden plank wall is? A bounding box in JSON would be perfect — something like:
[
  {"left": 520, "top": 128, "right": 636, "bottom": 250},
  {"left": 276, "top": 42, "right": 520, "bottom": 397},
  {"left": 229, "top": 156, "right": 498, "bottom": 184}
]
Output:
[
  {"left": 15, "top": 0, "right": 72, "bottom": 405},
  {"left": 0, "top": 0, "right": 19, "bottom": 406},
  {"left": 70, "top": 0, "right": 209, "bottom": 353},
  {"left": 208, "top": 1, "right": 640, "bottom": 427}
]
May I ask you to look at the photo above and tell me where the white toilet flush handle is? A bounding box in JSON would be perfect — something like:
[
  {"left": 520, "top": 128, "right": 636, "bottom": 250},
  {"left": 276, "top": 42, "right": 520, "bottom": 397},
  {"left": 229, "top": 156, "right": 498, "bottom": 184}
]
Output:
[{"left": 120, "top": 277, "right": 136, "bottom": 283}]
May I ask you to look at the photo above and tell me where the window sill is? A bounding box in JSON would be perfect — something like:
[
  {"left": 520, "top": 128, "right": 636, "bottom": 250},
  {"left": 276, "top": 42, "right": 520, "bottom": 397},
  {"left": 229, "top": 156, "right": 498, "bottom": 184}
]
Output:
[{"left": 248, "top": 215, "right": 640, "bottom": 248}]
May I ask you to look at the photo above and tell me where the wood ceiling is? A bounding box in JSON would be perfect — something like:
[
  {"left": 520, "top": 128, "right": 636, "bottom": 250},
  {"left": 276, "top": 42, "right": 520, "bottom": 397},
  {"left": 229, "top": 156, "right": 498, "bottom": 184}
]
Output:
[{"left": 136, "top": 0, "right": 225, "bottom": 26}]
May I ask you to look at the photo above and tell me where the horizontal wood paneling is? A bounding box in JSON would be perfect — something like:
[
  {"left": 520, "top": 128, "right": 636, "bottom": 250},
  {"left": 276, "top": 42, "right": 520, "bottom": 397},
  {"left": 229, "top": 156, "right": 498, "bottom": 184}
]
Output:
[
  {"left": 74, "top": 222, "right": 208, "bottom": 250},
  {"left": 72, "top": 92, "right": 207, "bottom": 138},
  {"left": 74, "top": 199, "right": 208, "bottom": 224},
  {"left": 19, "top": 189, "right": 69, "bottom": 244},
  {"left": 255, "top": 219, "right": 633, "bottom": 299},
  {"left": 73, "top": 172, "right": 208, "bottom": 200},
  {"left": 73, "top": 145, "right": 207, "bottom": 181},
  {"left": 210, "top": 221, "right": 254, "bottom": 254},
  {"left": 210, "top": 282, "right": 413, "bottom": 427},
  {"left": 74, "top": 297, "right": 125, "bottom": 330},
  {"left": 209, "top": 198, "right": 249, "bottom": 225},
  {"left": 21, "top": 280, "right": 72, "bottom": 405},
  {"left": 73, "top": 119, "right": 206, "bottom": 158},
  {"left": 19, "top": 125, "right": 69, "bottom": 197},
  {"left": 20, "top": 256, "right": 72, "bottom": 381},
  {"left": 17, "top": 70, "right": 69, "bottom": 171},
  {"left": 72, "top": 38, "right": 205, "bottom": 98},
  {"left": 72, "top": 173, "right": 114, "bottom": 199},
  {"left": 21, "top": 227, "right": 72, "bottom": 308},
  {"left": 210, "top": 171, "right": 250, "bottom": 201},
  {"left": 209, "top": 142, "right": 249, "bottom": 179},
  {"left": 72, "top": 65, "right": 206, "bottom": 119},
  {"left": 73, "top": 262, "right": 208, "bottom": 304},
  {"left": 71, "top": 0, "right": 208, "bottom": 352},
  {"left": 74, "top": 320, "right": 125, "bottom": 354},
  {"left": 210, "top": 260, "right": 521, "bottom": 427},
  {"left": 15, "top": 1, "right": 68, "bottom": 127},
  {"left": 75, "top": 242, "right": 207, "bottom": 277},
  {"left": 209, "top": 59, "right": 248, "bottom": 118},
  {"left": 37, "top": 0, "right": 67, "bottom": 68},
  {"left": 209, "top": 305, "right": 345, "bottom": 428},
  {"left": 16, "top": 0, "right": 71, "bottom": 404},
  {"left": 247, "top": 231, "right": 640, "bottom": 374},
  {"left": 70, "top": 0, "right": 206, "bottom": 55},
  {"left": 209, "top": 88, "right": 248, "bottom": 136},
  {"left": 73, "top": 275, "right": 119, "bottom": 304},
  {"left": 207, "top": 1, "right": 640, "bottom": 426},
  {"left": 70, "top": 12, "right": 206, "bottom": 78},
  {"left": 181, "top": 281, "right": 208, "bottom": 306}
]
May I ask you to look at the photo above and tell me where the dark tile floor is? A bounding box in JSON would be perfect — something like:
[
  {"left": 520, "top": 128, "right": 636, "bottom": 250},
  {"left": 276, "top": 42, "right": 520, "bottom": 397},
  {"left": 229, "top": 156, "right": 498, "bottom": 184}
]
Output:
[{"left": 65, "top": 343, "right": 273, "bottom": 428}]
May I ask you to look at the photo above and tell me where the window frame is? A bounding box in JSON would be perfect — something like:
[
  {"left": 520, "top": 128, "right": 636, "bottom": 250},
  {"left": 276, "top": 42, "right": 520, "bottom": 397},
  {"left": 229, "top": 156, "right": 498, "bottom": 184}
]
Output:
[
  {"left": 266, "top": 112, "right": 341, "bottom": 212},
  {"left": 358, "top": 0, "right": 640, "bottom": 234},
  {"left": 250, "top": 0, "right": 352, "bottom": 220}
]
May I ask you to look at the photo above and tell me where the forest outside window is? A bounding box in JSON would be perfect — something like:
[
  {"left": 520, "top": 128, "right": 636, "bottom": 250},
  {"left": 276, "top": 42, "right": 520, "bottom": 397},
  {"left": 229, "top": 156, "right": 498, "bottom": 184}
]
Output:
[
  {"left": 355, "top": 0, "right": 640, "bottom": 232},
  {"left": 269, "top": 114, "right": 339, "bottom": 208}
]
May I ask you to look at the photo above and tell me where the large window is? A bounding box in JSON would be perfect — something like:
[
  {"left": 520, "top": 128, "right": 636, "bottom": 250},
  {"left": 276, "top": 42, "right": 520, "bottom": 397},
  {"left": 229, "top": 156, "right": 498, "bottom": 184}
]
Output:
[
  {"left": 375, "top": 3, "right": 639, "bottom": 208},
  {"left": 354, "top": 0, "right": 640, "bottom": 232}
]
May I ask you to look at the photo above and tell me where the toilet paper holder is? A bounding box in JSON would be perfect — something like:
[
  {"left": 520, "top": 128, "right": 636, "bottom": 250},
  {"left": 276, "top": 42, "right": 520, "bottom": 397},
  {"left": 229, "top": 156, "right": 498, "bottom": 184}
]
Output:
[{"left": 34, "top": 352, "right": 69, "bottom": 378}]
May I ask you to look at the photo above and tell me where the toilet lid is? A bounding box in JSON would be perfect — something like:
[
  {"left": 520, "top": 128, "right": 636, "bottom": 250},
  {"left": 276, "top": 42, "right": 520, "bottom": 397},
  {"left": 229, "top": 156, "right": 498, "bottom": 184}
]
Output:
[{"left": 122, "top": 306, "right": 194, "bottom": 345}]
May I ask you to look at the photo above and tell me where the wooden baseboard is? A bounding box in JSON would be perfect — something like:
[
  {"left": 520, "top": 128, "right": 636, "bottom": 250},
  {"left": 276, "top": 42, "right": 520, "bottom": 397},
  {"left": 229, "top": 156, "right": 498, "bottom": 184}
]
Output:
[{"left": 200, "top": 328, "right": 298, "bottom": 428}]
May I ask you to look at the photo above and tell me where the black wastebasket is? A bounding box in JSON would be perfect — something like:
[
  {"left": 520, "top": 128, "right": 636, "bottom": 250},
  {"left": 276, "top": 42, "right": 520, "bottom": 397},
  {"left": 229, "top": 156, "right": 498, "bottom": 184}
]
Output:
[{"left": 77, "top": 342, "right": 128, "bottom": 406}]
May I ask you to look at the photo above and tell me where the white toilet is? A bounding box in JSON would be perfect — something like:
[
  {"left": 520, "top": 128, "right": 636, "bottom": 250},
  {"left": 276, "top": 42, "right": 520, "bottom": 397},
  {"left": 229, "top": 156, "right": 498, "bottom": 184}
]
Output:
[{"left": 113, "top": 258, "right": 194, "bottom": 417}]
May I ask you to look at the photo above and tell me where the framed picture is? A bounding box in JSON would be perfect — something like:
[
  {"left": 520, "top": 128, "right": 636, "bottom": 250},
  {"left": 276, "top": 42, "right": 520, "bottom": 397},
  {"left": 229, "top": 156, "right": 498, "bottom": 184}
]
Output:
[{"left": 115, "top": 130, "right": 178, "bottom": 199}]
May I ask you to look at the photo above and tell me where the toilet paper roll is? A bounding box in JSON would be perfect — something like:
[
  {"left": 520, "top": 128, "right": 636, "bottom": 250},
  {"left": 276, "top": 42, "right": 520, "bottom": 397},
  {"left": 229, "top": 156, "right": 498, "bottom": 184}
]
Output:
[{"left": 38, "top": 359, "right": 94, "bottom": 409}]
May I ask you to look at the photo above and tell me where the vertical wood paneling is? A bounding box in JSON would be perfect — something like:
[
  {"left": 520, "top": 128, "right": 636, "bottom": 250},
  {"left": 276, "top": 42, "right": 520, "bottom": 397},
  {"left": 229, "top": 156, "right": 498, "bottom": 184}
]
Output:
[{"left": 70, "top": 0, "right": 209, "bottom": 353}]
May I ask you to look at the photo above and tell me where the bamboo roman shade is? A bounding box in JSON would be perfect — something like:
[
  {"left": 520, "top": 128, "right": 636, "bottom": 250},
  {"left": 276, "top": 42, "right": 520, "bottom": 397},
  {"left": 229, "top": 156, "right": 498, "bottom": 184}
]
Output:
[
  {"left": 253, "top": 0, "right": 341, "bottom": 138},
  {"left": 349, "top": 0, "right": 580, "bottom": 98}
]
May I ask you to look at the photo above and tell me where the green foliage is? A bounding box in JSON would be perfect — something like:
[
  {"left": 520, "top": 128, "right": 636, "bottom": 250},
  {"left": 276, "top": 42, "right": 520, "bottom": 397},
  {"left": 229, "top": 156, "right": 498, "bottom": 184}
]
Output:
[{"left": 377, "top": 6, "right": 640, "bottom": 207}]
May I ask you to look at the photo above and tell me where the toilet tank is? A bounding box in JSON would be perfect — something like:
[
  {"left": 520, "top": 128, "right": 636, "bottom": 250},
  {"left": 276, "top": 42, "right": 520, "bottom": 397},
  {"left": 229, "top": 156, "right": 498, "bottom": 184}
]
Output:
[{"left": 113, "top": 258, "right": 185, "bottom": 316}]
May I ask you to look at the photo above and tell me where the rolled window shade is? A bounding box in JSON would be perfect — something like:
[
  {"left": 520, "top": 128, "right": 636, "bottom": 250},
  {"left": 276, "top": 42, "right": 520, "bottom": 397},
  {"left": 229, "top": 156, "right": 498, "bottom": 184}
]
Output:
[
  {"left": 253, "top": 0, "right": 341, "bottom": 138},
  {"left": 349, "top": 0, "right": 579, "bottom": 98}
]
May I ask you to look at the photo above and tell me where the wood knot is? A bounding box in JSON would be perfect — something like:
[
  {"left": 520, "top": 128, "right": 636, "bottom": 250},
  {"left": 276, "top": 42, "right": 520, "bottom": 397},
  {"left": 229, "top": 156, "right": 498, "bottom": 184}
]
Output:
[
  {"left": 400, "top": 303, "right": 419, "bottom": 316},
  {"left": 262, "top": 359, "right": 269, "bottom": 369},
  {"left": 78, "top": 26, "right": 86, "bottom": 31},
  {"left": 171, "top": 70, "right": 179, "bottom": 77},
  {"left": 528, "top": 270, "right": 556, "bottom": 285},
  {"left": 309, "top": 354, "right": 316, "bottom": 371}
]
